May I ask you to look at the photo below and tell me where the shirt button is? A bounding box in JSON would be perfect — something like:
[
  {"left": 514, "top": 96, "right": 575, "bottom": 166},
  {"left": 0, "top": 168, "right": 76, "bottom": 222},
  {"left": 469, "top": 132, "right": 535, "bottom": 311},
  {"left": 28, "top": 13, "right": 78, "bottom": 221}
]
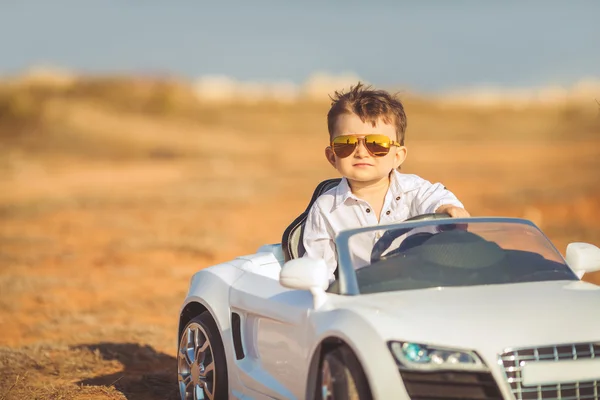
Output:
[
  {"left": 366, "top": 208, "right": 371, "bottom": 213},
  {"left": 386, "top": 210, "right": 391, "bottom": 215},
  {"left": 395, "top": 196, "right": 401, "bottom": 201}
]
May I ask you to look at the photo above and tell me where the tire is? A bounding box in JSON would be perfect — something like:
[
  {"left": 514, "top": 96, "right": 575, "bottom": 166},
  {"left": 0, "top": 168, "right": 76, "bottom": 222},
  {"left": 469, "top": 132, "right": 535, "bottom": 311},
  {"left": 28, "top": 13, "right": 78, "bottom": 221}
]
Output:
[
  {"left": 318, "top": 346, "right": 372, "bottom": 400},
  {"left": 178, "top": 312, "right": 228, "bottom": 400}
]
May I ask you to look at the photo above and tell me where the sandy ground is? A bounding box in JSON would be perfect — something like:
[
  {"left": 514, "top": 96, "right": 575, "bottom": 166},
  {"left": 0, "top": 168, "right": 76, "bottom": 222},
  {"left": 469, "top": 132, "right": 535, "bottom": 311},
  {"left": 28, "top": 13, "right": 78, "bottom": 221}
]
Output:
[{"left": 1, "top": 82, "right": 599, "bottom": 399}]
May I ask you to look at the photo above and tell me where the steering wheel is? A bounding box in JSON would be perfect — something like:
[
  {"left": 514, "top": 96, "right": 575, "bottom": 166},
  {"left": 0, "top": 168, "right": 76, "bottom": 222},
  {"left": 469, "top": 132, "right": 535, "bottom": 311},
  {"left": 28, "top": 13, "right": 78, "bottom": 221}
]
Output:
[{"left": 370, "top": 212, "right": 452, "bottom": 263}]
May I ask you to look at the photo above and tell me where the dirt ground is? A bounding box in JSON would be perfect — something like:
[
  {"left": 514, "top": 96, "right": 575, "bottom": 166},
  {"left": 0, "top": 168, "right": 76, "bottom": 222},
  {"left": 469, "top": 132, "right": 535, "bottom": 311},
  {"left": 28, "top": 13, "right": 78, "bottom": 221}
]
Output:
[{"left": 1, "top": 78, "right": 599, "bottom": 399}]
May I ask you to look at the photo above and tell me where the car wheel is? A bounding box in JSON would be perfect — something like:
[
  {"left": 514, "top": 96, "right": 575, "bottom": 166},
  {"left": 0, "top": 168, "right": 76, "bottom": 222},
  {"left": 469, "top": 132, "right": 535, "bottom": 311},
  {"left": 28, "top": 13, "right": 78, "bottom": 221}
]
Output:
[
  {"left": 178, "top": 312, "right": 228, "bottom": 400},
  {"left": 318, "top": 346, "right": 372, "bottom": 400}
]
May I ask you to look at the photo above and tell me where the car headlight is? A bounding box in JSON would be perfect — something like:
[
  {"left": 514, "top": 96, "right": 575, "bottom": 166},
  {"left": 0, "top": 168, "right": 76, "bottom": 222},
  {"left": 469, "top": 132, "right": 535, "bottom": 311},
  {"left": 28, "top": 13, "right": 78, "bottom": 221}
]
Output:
[{"left": 388, "top": 341, "right": 487, "bottom": 371}]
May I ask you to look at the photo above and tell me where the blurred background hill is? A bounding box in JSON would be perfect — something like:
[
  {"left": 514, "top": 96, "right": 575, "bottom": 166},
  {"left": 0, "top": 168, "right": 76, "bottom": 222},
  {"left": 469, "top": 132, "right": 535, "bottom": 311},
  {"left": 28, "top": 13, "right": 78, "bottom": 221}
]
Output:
[{"left": 1, "top": 2, "right": 599, "bottom": 399}]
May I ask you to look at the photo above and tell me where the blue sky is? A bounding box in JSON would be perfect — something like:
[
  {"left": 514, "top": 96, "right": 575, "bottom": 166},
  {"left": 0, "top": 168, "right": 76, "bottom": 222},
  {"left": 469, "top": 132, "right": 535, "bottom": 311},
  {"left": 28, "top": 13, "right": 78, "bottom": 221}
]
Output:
[{"left": 1, "top": 1, "right": 599, "bottom": 93}]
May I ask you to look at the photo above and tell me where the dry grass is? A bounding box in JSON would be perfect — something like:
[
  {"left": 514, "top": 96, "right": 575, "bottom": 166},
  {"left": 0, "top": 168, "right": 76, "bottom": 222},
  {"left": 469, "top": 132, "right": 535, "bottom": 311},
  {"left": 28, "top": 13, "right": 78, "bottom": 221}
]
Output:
[
  {"left": 0, "top": 343, "right": 176, "bottom": 400},
  {"left": 1, "top": 75, "right": 599, "bottom": 399}
]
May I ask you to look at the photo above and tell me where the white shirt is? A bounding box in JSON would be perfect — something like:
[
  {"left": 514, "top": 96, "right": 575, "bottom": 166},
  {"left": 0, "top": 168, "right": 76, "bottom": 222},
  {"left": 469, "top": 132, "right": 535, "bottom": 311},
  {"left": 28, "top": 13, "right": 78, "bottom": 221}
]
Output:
[{"left": 302, "top": 170, "right": 464, "bottom": 280}]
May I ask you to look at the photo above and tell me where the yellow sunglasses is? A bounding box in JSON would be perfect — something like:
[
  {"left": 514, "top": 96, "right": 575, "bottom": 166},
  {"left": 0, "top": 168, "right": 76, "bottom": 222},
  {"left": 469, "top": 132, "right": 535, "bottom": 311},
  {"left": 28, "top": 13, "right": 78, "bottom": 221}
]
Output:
[{"left": 330, "top": 134, "right": 400, "bottom": 158}]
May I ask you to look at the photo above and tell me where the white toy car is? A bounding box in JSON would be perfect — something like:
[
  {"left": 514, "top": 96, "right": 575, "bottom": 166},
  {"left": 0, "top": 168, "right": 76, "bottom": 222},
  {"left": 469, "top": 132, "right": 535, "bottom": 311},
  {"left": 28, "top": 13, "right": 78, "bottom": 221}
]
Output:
[{"left": 177, "top": 180, "right": 600, "bottom": 400}]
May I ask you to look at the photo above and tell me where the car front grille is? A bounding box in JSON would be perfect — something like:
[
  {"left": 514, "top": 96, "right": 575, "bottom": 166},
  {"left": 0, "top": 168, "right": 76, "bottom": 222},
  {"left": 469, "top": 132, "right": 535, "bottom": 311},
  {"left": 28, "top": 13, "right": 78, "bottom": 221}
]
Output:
[{"left": 499, "top": 342, "right": 600, "bottom": 400}]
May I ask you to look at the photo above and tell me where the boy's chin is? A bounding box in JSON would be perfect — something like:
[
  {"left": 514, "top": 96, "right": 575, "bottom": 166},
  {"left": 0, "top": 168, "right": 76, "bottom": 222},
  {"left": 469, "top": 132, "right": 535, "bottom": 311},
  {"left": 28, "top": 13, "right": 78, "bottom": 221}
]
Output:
[{"left": 345, "top": 172, "right": 390, "bottom": 183}]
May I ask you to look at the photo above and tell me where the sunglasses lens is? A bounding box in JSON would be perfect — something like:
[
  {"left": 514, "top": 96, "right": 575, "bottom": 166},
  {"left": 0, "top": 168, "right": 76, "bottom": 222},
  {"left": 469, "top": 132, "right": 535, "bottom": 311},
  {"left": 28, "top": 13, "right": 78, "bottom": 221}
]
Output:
[
  {"left": 331, "top": 135, "right": 395, "bottom": 158},
  {"left": 364, "top": 135, "right": 391, "bottom": 157},
  {"left": 332, "top": 136, "right": 358, "bottom": 158}
]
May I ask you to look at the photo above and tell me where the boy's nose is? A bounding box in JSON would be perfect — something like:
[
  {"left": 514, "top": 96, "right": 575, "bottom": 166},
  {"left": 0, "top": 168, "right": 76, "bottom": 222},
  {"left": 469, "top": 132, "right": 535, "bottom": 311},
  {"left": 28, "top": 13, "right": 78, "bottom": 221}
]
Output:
[{"left": 354, "top": 139, "right": 370, "bottom": 157}]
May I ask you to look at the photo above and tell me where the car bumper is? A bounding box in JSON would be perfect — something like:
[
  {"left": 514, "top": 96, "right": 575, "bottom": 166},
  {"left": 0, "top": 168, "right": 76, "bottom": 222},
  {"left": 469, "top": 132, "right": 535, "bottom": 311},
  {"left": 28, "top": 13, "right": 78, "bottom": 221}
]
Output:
[{"left": 377, "top": 342, "right": 600, "bottom": 400}]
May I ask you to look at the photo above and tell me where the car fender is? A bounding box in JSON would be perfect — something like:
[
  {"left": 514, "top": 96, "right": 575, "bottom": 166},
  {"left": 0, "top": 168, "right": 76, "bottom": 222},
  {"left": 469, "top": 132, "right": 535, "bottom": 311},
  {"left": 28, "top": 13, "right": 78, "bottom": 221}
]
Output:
[
  {"left": 305, "top": 307, "right": 407, "bottom": 399},
  {"left": 178, "top": 261, "right": 247, "bottom": 391},
  {"left": 180, "top": 262, "right": 245, "bottom": 328}
]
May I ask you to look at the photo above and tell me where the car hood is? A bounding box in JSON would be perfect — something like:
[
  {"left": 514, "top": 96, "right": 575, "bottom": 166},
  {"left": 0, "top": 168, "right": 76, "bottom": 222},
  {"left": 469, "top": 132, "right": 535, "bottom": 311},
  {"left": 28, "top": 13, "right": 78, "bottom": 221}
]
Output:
[{"left": 344, "top": 280, "right": 600, "bottom": 352}]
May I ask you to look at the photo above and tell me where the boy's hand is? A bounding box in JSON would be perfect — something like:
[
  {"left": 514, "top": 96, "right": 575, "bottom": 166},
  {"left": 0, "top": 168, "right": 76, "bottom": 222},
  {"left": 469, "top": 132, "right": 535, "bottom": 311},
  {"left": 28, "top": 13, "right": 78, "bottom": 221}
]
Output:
[{"left": 436, "top": 205, "right": 471, "bottom": 218}]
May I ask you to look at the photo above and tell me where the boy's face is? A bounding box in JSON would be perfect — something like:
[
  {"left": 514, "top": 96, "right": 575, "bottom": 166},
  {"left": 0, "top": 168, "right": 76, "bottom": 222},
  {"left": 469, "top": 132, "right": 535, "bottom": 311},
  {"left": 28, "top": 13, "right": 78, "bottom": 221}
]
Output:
[{"left": 326, "top": 113, "right": 407, "bottom": 186}]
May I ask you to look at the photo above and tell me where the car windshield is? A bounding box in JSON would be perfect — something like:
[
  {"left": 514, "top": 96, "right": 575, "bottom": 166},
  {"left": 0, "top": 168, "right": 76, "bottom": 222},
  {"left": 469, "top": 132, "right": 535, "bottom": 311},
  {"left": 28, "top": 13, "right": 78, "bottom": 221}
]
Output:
[{"left": 335, "top": 218, "right": 578, "bottom": 294}]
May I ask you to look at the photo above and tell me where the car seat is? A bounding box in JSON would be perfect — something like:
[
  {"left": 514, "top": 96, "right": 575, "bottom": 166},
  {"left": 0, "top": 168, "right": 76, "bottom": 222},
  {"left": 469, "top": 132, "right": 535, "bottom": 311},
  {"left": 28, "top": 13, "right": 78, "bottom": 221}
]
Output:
[{"left": 281, "top": 178, "right": 341, "bottom": 262}]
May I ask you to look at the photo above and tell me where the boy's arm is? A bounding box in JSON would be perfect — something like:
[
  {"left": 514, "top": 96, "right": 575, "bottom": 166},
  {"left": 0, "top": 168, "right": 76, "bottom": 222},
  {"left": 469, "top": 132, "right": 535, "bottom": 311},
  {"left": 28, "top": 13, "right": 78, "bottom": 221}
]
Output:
[
  {"left": 415, "top": 180, "right": 470, "bottom": 217},
  {"left": 302, "top": 204, "right": 338, "bottom": 281}
]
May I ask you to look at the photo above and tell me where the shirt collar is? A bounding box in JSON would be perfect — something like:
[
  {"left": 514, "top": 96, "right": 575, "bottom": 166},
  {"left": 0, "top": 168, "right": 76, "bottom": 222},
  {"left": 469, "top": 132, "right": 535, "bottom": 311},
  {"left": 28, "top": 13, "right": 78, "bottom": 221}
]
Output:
[
  {"left": 333, "top": 170, "right": 407, "bottom": 210},
  {"left": 333, "top": 177, "right": 355, "bottom": 209}
]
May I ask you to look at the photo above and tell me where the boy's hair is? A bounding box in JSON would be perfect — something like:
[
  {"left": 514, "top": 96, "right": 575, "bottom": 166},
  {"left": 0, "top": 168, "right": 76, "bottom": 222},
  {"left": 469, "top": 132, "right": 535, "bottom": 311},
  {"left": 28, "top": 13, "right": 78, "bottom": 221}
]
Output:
[{"left": 327, "top": 82, "right": 407, "bottom": 145}]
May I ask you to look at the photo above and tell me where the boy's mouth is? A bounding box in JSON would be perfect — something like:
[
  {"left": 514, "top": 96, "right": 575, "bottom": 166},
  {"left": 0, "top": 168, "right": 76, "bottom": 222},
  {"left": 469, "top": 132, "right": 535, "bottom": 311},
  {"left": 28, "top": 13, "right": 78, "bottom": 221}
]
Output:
[{"left": 353, "top": 163, "right": 373, "bottom": 167}]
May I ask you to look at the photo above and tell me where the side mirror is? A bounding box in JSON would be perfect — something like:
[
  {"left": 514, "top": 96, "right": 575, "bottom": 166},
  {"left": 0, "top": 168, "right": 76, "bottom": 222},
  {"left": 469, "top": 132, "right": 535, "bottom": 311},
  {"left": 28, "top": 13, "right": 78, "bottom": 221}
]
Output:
[
  {"left": 280, "top": 257, "right": 329, "bottom": 308},
  {"left": 566, "top": 242, "right": 600, "bottom": 279}
]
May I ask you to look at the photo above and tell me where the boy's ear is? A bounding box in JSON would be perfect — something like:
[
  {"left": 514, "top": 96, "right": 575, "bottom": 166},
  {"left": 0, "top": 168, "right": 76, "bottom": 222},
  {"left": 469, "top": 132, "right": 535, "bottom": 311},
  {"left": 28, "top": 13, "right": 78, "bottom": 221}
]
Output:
[
  {"left": 394, "top": 146, "right": 408, "bottom": 169},
  {"left": 325, "top": 146, "right": 336, "bottom": 167}
]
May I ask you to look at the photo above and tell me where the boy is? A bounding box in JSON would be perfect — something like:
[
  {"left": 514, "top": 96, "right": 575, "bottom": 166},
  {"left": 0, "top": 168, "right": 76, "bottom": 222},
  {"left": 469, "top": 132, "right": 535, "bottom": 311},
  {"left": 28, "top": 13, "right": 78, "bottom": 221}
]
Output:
[{"left": 303, "top": 83, "right": 469, "bottom": 280}]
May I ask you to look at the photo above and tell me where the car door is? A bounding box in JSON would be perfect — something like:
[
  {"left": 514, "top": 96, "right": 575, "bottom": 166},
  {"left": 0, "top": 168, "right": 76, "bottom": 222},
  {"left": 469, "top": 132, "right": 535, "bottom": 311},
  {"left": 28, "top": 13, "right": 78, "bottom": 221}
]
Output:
[{"left": 229, "top": 271, "right": 315, "bottom": 399}]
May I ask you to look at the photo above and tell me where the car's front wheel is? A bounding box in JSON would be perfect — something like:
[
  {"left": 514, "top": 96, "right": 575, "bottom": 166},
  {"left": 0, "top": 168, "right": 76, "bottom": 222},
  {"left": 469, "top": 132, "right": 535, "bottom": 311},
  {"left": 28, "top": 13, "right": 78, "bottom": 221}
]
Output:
[
  {"left": 318, "top": 346, "right": 372, "bottom": 400},
  {"left": 178, "top": 312, "right": 228, "bottom": 400}
]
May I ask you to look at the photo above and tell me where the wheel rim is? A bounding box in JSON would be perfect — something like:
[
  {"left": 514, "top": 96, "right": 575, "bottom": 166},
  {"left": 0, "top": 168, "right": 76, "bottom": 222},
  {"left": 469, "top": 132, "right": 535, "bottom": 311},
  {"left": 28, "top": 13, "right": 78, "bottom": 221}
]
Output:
[
  {"left": 321, "top": 358, "right": 334, "bottom": 400},
  {"left": 178, "top": 321, "right": 216, "bottom": 400}
]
